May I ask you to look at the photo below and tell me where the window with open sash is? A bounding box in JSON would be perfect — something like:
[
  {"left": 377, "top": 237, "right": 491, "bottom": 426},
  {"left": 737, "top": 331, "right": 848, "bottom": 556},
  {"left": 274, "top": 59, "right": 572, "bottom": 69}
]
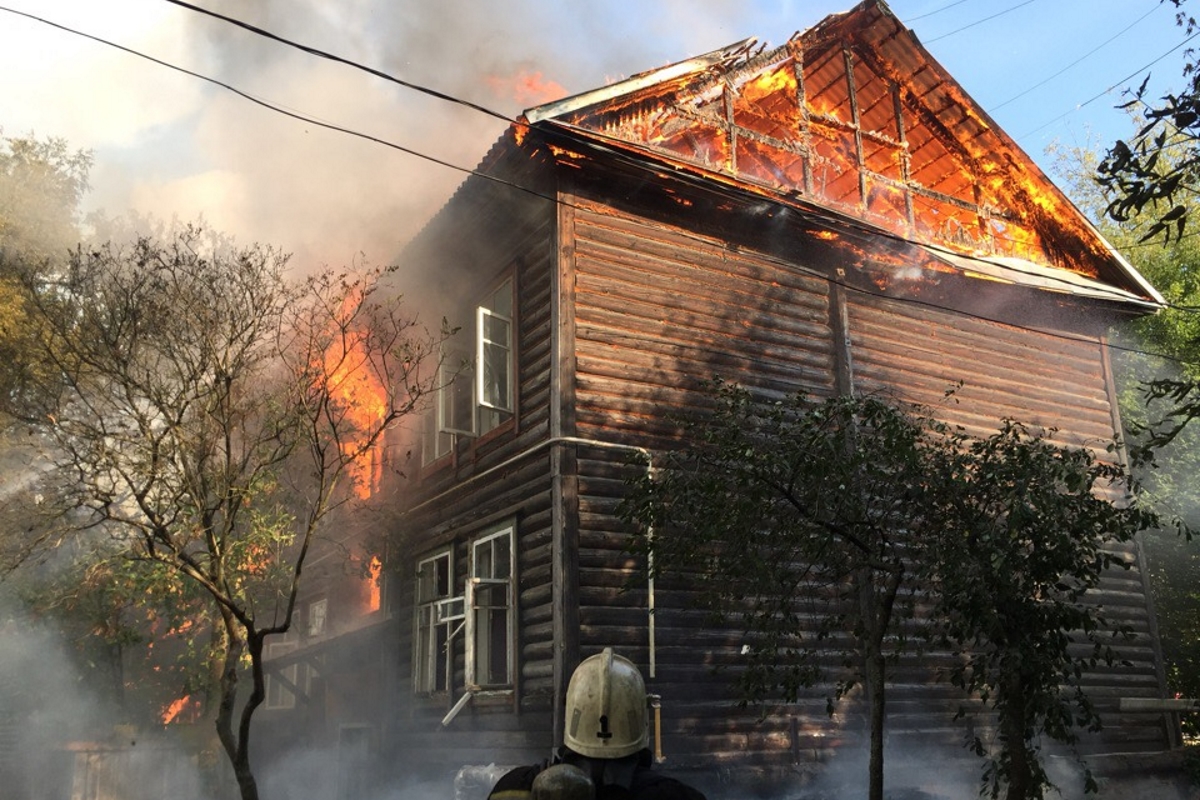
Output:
[
  {"left": 414, "top": 550, "right": 459, "bottom": 694},
  {"left": 467, "top": 523, "right": 514, "bottom": 689},
  {"left": 476, "top": 279, "right": 514, "bottom": 435},
  {"left": 421, "top": 278, "right": 514, "bottom": 464}
]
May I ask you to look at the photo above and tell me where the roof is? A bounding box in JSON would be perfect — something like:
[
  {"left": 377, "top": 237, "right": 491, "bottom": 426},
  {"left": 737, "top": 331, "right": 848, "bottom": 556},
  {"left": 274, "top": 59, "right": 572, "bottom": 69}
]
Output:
[{"left": 521, "top": 0, "right": 1163, "bottom": 309}]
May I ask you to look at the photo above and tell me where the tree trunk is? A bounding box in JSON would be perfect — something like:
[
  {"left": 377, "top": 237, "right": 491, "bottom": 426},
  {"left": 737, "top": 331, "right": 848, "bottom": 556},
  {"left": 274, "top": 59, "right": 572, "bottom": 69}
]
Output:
[
  {"left": 1000, "top": 676, "right": 1034, "bottom": 800},
  {"left": 865, "top": 648, "right": 887, "bottom": 800},
  {"left": 214, "top": 613, "right": 261, "bottom": 800}
]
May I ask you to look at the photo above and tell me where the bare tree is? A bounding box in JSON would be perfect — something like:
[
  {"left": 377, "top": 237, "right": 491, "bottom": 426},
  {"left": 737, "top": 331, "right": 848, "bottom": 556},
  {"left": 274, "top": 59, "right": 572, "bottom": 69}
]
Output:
[{"left": 6, "top": 225, "right": 447, "bottom": 800}]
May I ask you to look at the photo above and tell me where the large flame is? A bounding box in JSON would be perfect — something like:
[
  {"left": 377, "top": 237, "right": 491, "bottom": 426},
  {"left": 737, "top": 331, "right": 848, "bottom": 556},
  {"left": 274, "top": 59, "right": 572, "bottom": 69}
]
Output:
[{"left": 324, "top": 305, "right": 388, "bottom": 500}]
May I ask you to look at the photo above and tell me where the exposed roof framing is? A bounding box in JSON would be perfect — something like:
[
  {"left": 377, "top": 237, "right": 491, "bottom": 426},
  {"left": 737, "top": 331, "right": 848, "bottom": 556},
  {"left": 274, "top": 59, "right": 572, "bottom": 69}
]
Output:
[{"left": 521, "top": 0, "right": 1163, "bottom": 307}]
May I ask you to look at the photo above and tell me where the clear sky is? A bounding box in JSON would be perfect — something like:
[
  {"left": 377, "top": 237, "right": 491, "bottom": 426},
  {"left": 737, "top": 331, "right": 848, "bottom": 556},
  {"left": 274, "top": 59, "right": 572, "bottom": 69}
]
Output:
[{"left": 0, "top": 0, "right": 1190, "bottom": 271}]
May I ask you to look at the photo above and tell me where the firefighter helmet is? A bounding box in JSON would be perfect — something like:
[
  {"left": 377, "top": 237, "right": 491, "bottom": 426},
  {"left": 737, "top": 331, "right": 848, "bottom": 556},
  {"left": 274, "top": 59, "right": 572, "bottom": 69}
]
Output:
[
  {"left": 563, "top": 647, "right": 648, "bottom": 759},
  {"left": 531, "top": 763, "right": 595, "bottom": 800}
]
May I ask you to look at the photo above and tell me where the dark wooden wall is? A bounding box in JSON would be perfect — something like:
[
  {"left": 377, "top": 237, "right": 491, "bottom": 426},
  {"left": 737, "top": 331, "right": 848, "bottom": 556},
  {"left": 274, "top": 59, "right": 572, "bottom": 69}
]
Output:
[{"left": 564, "top": 194, "right": 1172, "bottom": 773}]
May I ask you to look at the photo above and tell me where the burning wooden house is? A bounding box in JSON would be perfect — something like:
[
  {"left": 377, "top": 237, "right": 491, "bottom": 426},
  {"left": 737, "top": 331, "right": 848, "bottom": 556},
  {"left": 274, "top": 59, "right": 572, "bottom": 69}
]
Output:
[{"left": 259, "top": 0, "right": 1178, "bottom": 795}]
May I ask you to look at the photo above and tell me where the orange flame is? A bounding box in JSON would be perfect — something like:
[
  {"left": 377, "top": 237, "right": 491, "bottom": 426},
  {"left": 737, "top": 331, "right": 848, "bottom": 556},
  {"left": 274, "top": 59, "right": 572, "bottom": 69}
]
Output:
[
  {"left": 742, "top": 67, "right": 795, "bottom": 104},
  {"left": 161, "top": 694, "right": 199, "bottom": 725},
  {"left": 324, "top": 312, "right": 388, "bottom": 499},
  {"left": 487, "top": 70, "right": 567, "bottom": 105},
  {"left": 367, "top": 555, "right": 383, "bottom": 612}
]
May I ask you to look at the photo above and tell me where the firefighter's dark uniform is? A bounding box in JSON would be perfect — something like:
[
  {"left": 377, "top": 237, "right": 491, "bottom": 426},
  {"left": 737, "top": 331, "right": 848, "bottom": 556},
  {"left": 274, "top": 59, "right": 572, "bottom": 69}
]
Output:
[{"left": 487, "top": 748, "right": 706, "bottom": 800}]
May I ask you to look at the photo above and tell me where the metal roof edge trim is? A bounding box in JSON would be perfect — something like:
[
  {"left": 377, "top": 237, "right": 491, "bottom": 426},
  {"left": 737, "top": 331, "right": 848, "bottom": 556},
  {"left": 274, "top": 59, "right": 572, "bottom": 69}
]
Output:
[
  {"left": 524, "top": 37, "right": 757, "bottom": 124},
  {"left": 924, "top": 247, "right": 1163, "bottom": 311}
]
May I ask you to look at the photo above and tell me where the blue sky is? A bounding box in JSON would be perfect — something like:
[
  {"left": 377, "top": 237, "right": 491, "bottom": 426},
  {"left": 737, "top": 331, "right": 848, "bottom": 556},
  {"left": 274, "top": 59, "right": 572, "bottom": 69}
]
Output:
[{"left": 0, "top": 0, "right": 1190, "bottom": 268}]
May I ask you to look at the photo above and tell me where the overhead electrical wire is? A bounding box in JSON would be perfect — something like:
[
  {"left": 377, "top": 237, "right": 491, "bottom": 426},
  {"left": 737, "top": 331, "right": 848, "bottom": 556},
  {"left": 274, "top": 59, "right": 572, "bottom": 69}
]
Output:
[
  {"left": 903, "top": 0, "right": 975, "bottom": 24},
  {"left": 923, "top": 0, "right": 1040, "bottom": 44},
  {"left": 158, "top": 0, "right": 512, "bottom": 124},
  {"left": 990, "top": 3, "right": 1163, "bottom": 112},
  {"left": 6, "top": 5, "right": 1200, "bottom": 371},
  {"left": 1018, "top": 27, "right": 1200, "bottom": 140}
]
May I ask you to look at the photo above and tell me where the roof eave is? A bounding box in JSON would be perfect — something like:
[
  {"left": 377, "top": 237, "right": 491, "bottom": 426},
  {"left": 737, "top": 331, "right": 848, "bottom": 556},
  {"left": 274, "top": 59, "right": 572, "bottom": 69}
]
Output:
[{"left": 524, "top": 37, "right": 758, "bottom": 124}]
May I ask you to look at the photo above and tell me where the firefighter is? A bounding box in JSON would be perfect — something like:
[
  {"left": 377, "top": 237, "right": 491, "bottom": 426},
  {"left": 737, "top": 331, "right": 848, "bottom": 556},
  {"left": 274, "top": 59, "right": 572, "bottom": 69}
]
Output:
[
  {"left": 488, "top": 648, "right": 706, "bottom": 800},
  {"left": 531, "top": 764, "right": 594, "bottom": 800}
]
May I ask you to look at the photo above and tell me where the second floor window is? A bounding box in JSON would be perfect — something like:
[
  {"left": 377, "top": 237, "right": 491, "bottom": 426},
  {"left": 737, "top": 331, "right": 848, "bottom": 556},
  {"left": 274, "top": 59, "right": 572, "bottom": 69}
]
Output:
[{"left": 422, "top": 277, "right": 514, "bottom": 465}]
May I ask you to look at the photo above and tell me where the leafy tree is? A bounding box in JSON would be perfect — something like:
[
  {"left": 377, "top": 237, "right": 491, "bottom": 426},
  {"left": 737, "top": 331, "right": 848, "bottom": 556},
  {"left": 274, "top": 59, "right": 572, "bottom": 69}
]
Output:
[
  {"left": 1096, "top": 0, "right": 1200, "bottom": 243},
  {"left": 930, "top": 421, "right": 1168, "bottom": 800},
  {"left": 622, "top": 382, "right": 957, "bottom": 800},
  {"left": 3, "top": 225, "right": 448, "bottom": 800},
  {"left": 622, "top": 381, "right": 1171, "bottom": 800},
  {"left": 1055, "top": 134, "right": 1200, "bottom": 724},
  {"left": 0, "top": 133, "right": 91, "bottom": 409}
]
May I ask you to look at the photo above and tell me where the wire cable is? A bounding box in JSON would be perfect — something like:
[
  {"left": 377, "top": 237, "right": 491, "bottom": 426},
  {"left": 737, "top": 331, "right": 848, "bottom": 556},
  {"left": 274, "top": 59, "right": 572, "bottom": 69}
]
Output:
[
  {"left": 7, "top": 4, "right": 1200, "bottom": 369},
  {"left": 903, "top": 0, "right": 975, "bottom": 24},
  {"left": 990, "top": 3, "right": 1163, "bottom": 112},
  {"left": 1019, "top": 27, "right": 1200, "bottom": 140},
  {"left": 923, "top": 0, "right": 1039, "bottom": 44},
  {"left": 160, "top": 0, "right": 512, "bottom": 124}
]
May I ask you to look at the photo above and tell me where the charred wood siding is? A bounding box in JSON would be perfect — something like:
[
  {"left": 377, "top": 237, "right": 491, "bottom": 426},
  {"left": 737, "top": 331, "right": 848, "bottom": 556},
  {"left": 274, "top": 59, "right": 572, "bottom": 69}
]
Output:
[{"left": 564, "top": 198, "right": 1170, "bottom": 769}]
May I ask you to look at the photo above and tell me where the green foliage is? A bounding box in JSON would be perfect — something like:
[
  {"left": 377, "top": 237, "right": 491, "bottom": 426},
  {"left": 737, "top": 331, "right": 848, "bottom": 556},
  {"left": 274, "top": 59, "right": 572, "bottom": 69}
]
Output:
[
  {"left": 5, "top": 223, "right": 448, "bottom": 800},
  {"left": 622, "top": 382, "right": 942, "bottom": 705},
  {"left": 622, "top": 380, "right": 1171, "bottom": 800},
  {"left": 930, "top": 421, "right": 1166, "bottom": 800},
  {"left": 1056, "top": 127, "right": 1200, "bottom": 740},
  {"left": 0, "top": 133, "right": 91, "bottom": 411}
]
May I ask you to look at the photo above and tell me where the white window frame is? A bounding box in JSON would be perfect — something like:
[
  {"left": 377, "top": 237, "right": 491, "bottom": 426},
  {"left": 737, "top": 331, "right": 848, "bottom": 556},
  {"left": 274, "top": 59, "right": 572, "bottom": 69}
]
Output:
[
  {"left": 465, "top": 522, "right": 515, "bottom": 690},
  {"left": 414, "top": 549, "right": 460, "bottom": 694},
  {"left": 476, "top": 278, "right": 514, "bottom": 434}
]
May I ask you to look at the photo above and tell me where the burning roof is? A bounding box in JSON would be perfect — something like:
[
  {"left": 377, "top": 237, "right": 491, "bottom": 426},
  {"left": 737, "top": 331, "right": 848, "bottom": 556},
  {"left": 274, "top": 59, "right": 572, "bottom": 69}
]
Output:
[{"left": 521, "top": 0, "right": 1161, "bottom": 309}]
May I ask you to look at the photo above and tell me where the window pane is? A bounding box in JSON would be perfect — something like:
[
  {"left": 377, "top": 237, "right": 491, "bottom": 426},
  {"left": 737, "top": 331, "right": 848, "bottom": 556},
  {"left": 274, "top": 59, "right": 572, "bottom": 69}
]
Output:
[
  {"left": 474, "top": 540, "right": 493, "bottom": 579},
  {"left": 488, "top": 279, "right": 513, "bottom": 318}
]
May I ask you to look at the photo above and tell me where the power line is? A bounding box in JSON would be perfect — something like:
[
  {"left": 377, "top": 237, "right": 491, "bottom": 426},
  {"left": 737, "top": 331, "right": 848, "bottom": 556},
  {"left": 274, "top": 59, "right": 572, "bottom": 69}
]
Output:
[
  {"left": 903, "top": 0, "right": 975, "bottom": 24},
  {"left": 1018, "top": 27, "right": 1200, "bottom": 140},
  {"left": 0, "top": 5, "right": 540, "bottom": 200},
  {"left": 7, "top": 5, "right": 1200, "bottom": 370},
  {"left": 990, "top": 3, "right": 1163, "bottom": 112},
  {"left": 923, "top": 0, "right": 1039, "bottom": 44},
  {"left": 158, "top": 0, "right": 513, "bottom": 124}
]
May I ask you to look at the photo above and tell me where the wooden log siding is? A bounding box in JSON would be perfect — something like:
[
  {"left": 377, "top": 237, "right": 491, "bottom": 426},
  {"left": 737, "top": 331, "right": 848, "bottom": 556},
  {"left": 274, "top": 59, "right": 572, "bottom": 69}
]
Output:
[
  {"left": 561, "top": 199, "right": 1171, "bottom": 768},
  {"left": 389, "top": 221, "right": 562, "bottom": 771},
  {"left": 569, "top": 201, "right": 844, "bottom": 768},
  {"left": 844, "top": 290, "right": 1171, "bottom": 754}
]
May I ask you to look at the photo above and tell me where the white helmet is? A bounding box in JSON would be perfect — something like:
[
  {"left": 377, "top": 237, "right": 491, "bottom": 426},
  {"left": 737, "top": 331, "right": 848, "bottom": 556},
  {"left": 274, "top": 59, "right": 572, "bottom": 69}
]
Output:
[{"left": 563, "top": 648, "right": 648, "bottom": 759}]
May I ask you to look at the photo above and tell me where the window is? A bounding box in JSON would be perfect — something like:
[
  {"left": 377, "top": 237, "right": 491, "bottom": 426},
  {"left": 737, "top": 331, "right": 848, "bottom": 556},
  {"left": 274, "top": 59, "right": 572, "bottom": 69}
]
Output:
[
  {"left": 421, "top": 278, "right": 514, "bottom": 465},
  {"left": 265, "top": 641, "right": 299, "bottom": 710},
  {"left": 414, "top": 550, "right": 458, "bottom": 694},
  {"left": 477, "top": 279, "right": 514, "bottom": 435},
  {"left": 307, "top": 598, "right": 327, "bottom": 638},
  {"left": 412, "top": 521, "right": 517, "bottom": 699},
  {"left": 467, "top": 523, "right": 514, "bottom": 689}
]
